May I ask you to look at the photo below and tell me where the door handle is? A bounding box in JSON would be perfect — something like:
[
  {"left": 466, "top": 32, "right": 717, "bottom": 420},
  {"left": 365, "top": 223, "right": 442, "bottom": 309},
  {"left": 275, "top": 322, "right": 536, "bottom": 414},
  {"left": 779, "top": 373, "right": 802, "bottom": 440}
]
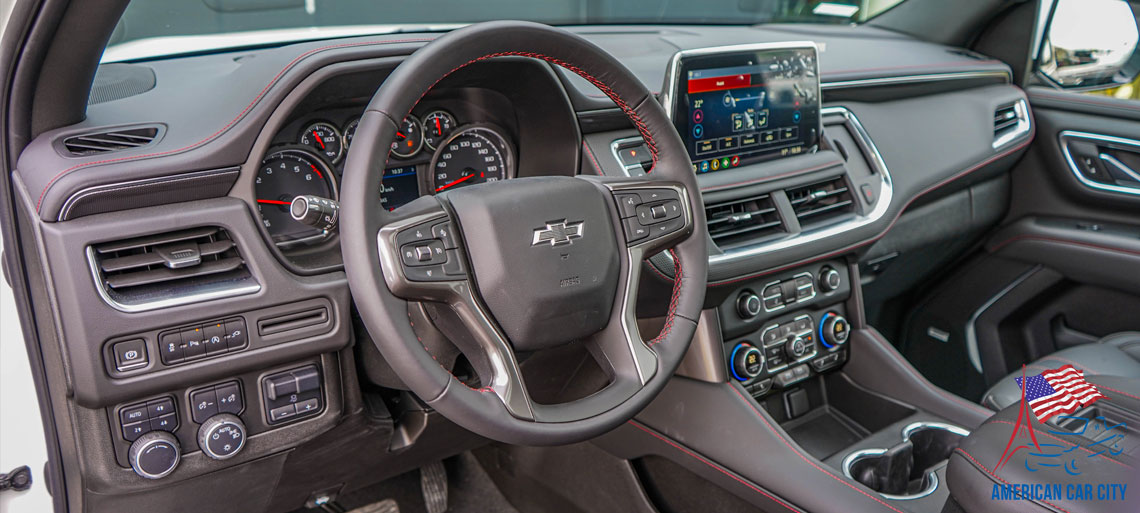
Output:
[
  {"left": 1099, "top": 152, "right": 1140, "bottom": 184},
  {"left": 1060, "top": 131, "right": 1140, "bottom": 196}
]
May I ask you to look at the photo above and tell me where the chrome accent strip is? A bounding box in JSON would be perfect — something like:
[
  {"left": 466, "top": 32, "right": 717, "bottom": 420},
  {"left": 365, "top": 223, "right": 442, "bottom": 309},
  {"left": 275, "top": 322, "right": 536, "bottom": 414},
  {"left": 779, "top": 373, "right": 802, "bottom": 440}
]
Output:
[
  {"left": 964, "top": 266, "right": 1040, "bottom": 373},
  {"left": 901, "top": 421, "right": 971, "bottom": 441},
  {"left": 993, "top": 99, "right": 1032, "bottom": 150},
  {"left": 1059, "top": 131, "right": 1140, "bottom": 196},
  {"left": 1100, "top": 153, "right": 1140, "bottom": 183},
  {"left": 86, "top": 246, "right": 261, "bottom": 313},
  {"left": 822, "top": 70, "right": 1012, "bottom": 90}
]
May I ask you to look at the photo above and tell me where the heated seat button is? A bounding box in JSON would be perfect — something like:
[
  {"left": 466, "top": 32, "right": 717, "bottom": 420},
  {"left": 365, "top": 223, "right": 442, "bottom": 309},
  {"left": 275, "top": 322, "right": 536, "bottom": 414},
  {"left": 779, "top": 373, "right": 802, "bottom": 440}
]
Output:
[
  {"left": 113, "top": 339, "right": 148, "bottom": 372},
  {"left": 158, "top": 332, "right": 184, "bottom": 365},
  {"left": 224, "top": 318, "right": 247, "bottom": 350},
  {"left": 189, "top": 388, "right": 219, "bottom": 424}
]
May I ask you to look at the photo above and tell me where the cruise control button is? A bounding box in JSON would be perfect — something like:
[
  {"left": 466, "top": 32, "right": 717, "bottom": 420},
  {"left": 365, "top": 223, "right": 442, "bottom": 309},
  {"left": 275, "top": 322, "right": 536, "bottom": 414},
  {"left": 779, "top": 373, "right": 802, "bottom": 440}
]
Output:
[
  {"left": 661, "top": 200, "right": 682, "bottom": 220},
  {"left": 404, "top": 264, "right": 449, "bottom": 282},
  {"left": 401, "top": 240, "right": 446, "bottom": 267},
  {"left": 637, "top": 189, "right": 678, "bottom": 204},
  {"left": 431, "top": 222, "right": 457, "bottom": 249},
  {"left": 395, "top": 222, "right": 436, "bottom": 246},
  {"left": 622, "top": 217, "right": 649, "bottom": 243},
  {"left": 647, "top": 217, "right": 684, "bottom": 240}
]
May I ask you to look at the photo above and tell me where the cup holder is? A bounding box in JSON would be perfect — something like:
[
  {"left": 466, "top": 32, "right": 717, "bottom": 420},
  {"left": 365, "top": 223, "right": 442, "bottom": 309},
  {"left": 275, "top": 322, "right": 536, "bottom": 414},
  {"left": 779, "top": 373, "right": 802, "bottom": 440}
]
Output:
[{"left": 842, "top": 422, "right": 970, "bottom": 500}]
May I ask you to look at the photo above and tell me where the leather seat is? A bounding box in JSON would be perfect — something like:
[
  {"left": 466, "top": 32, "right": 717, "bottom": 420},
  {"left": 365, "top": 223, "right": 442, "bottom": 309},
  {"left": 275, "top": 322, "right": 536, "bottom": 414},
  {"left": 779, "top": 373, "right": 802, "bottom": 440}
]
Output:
[{"left": 981, "top": 332, "right": 1140, "bottom": 410}]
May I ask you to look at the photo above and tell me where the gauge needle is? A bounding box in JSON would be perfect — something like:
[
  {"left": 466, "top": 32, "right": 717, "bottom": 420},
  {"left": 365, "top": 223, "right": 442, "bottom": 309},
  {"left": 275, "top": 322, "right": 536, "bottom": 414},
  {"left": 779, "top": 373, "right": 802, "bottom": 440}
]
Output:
[
  {"left": 435, "top": 173, "right": 475, "bottom": 192},
  {"left": 257, "top": 199, "right": 291, "bottom": 205},
  {"left": 396, "top": 131, "right": 406, "bottom": 139},
  {"left": 312, "top": 131, "right": 325, "bottom": 150},
  {"left": 434, "top": 117, "right": 442, "bottom": 135}
]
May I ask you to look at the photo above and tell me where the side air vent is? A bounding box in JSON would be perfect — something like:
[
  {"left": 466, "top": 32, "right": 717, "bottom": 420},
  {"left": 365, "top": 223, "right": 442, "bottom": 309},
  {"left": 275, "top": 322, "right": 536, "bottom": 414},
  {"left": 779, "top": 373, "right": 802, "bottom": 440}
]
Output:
[
  {"left": 787, "top": 176, "right": 856, "bottom": 229},
  {"left": 705, "top": 193, "right": 785, "bottom": 248},
  {"left": 62, "top": 126, "right": 160, "bottom": 156},
  {"left": 992, "top": 99, "right": 1030, "bottom": 149},
  {"left": 88, "top": 227, "right": 259, "bottom": 312}
]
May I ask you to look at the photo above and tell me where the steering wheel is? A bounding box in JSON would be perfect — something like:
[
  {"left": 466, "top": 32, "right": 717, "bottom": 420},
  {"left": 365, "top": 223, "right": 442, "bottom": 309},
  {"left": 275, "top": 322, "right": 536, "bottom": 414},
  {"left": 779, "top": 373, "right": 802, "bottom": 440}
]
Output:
[{"left": 340, "top": 21, "right": 708, "bottom": 445}]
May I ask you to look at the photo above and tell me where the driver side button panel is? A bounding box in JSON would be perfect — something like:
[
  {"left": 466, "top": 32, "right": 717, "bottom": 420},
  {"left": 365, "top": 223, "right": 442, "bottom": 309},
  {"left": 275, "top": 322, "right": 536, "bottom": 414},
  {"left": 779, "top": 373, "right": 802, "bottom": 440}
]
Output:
[{"left": 397, "top": 220, "right": 464, "bottom": 282}]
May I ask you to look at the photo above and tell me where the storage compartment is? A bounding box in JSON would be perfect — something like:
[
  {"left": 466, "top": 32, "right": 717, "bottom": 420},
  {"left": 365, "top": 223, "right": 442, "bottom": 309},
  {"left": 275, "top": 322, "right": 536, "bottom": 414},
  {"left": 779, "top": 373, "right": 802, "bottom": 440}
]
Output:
[
  {"left": 842, "top": 422, "right": 969, "bottom": 500},
  {"left": 763, "top": 373, "right": 916, "bottom": 459}
]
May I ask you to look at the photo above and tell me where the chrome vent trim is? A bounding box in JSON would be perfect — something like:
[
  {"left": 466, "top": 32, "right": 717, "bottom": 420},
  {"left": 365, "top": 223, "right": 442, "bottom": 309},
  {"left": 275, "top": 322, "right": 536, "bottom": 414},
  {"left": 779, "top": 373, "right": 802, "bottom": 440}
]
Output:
[
  {"left": 88, "top": 227, "right": 259, "bottom": 312},
  {"left": 787, "top": 176, "right": 856, "bottom": 228},
  {"left": 705, "top": 193, "right": 785, "bottom": 248},
  {"left": 62, "top": 126, "right": 160, "bottom": 156},
  {"left": 992, "top": 99, "right": 1030, "bottom": 150}
]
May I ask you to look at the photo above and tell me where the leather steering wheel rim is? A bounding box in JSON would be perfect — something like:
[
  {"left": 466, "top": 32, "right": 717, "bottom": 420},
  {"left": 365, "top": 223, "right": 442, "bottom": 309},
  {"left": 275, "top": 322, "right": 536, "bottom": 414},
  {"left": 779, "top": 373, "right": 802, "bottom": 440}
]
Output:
[{"left": 340, "top": 20, "right": 708, "bottom": 445}]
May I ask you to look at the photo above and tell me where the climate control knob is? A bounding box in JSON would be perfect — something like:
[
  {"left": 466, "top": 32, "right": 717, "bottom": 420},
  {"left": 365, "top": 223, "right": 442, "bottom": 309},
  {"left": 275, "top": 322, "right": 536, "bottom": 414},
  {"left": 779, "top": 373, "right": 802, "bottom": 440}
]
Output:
[
  {"left": 128, "top": 430, "right": 180, "bottom": 479},
  {"left": 731, "top": 343, "right": 764, "bottom": 381},
  {"left": 819, "top": 267, "right": 841, "bottom": 293},
  {"left": 820, "top": 312, "right": 851, "bottom": 349},
  {"left": 736, "top": 292, "right": 762, "bottom": 319},
  {"left": 197, "top": 414, "right": 246, "bottom": 460},
  {"left": 786, "top": 335, "right": 810, "bottom": 360}
]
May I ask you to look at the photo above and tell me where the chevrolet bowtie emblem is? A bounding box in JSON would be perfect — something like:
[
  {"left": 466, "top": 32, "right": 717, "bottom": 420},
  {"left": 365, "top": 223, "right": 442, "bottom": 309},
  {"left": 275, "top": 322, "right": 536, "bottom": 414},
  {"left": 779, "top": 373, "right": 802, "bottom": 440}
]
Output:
[{"left": 532, "top": 220, "right": 584, "bottom": 247}]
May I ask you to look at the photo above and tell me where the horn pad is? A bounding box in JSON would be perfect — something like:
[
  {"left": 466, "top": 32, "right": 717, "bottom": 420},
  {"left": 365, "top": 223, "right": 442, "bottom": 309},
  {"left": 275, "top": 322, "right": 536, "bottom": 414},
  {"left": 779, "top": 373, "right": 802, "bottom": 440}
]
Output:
[{"left": 446, "top": 177, "right": 620, "bottom": 351}]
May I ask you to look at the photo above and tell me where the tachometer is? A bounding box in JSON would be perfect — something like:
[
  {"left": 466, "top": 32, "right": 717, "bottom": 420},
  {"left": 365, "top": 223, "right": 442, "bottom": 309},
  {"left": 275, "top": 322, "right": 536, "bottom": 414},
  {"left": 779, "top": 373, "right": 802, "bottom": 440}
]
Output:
[
  {"left": 429, "top": 125, "right": 512, "bottom": 193},
  {"left": 254, "top": 148, "right": 336, "bottom": 244},
  {"left": 299, "top": 121, "right": 343, "bottom": 163},
  {"left": 390, "top": 115, "right": 424, "bottom": 159},
  {"left": 422, "top": 110, "right": 456, "bottom": 150}
]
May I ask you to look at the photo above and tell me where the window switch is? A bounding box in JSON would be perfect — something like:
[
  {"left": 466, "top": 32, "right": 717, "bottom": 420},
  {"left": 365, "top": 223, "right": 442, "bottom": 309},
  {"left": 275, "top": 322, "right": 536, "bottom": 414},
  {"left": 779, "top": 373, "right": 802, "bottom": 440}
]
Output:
[{"left": 112, "top": 339, "right": 148, "bottom": 372}]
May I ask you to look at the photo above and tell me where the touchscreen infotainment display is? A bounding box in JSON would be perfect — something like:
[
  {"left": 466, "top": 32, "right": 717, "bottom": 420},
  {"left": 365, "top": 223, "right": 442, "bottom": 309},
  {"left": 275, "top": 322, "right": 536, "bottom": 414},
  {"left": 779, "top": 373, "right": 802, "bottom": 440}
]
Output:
[{"left": 669, "top": 44, "right": 820, "bottom": 172}]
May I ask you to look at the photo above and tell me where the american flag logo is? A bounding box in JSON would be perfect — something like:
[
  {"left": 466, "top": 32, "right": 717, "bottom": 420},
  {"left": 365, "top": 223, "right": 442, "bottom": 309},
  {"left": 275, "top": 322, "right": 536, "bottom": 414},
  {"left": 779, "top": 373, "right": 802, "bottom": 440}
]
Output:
[{"left": 1015, "top": 365, "right": 1106, "bottom": 423}]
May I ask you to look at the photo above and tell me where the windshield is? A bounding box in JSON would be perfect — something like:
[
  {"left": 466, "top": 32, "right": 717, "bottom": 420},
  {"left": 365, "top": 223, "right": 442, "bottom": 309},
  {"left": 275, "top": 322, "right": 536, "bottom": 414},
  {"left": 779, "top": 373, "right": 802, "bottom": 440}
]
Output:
[{"left": 105, "top": 0, "right": 906, "bottom": 62}]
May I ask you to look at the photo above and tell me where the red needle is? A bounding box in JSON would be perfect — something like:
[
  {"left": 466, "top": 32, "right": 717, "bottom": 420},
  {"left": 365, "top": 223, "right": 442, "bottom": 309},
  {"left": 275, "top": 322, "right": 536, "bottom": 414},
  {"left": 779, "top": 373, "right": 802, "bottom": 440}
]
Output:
[
  {"left": 257, "top": 199, "right": 291, "bottom": 205},
  {"left": 312, "top": 131, "right": 325, "bottom": 150},
  {"left": 309, "top": 164, "right": 323, "bottom": 179},
  {"left": 396, "top": 131, "right": 406, "bottom": 139},
  {"left": 434, "top": 117, "right": 442, "bottom": 135},
  {"left": 435, "top": 173, "right": 475, "bottom": 192}
]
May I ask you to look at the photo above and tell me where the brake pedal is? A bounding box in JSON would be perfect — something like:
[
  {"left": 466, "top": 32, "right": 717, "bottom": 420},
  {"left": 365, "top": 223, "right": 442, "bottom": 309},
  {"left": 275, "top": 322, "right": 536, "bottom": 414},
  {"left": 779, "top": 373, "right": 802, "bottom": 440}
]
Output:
[
  {"left": 345, "top": 499, "right": 399, "bottom": 513},
  {"left": 420, "top": 461, "right": 448, "bottom": 513}
]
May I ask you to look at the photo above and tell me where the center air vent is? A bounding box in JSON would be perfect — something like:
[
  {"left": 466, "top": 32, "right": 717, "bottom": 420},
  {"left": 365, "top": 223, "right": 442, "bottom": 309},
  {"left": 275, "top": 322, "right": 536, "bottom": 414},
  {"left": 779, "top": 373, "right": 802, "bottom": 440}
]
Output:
[
  {"left": 89, "top": 227, "right": 259, "bottom": 312},
  {"left": 62, "top": 126, "right": 160, "bottom": 156},
  {"left": 705, "top": 193, "right": 785, "bottom": 248},
  {"left": 786, "top": 176, "right": 856, "bottom": 229}
]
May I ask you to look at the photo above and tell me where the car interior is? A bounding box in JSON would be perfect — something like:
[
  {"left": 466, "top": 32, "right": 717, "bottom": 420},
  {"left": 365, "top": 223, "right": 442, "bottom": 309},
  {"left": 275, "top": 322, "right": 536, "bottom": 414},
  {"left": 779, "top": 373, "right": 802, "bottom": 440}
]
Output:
[{"left": 2, "top": 0, "right": 1140, "bottom": 512}]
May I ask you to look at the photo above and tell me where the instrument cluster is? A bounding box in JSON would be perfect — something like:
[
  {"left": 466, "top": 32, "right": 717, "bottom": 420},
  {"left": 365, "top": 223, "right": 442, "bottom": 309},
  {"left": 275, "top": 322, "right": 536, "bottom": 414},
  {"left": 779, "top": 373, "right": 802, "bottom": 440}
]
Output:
[{"left": 254, "top": 101, "right": 515, "bottom": 247}]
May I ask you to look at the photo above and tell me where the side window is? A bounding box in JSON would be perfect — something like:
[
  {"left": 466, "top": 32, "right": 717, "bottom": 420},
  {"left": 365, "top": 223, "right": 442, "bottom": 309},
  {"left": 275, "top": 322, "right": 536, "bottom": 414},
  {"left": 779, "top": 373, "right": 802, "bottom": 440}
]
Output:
[{"left": 1038, "top": 0, "right": 1140, "bottom": 99}]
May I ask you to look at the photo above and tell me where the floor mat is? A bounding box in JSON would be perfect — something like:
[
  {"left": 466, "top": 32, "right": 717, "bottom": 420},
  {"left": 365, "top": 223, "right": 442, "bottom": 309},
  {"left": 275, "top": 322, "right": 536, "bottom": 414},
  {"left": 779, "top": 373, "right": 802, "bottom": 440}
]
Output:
[{"left": 334, "top": 452, "right": 519, "bottom": 513}]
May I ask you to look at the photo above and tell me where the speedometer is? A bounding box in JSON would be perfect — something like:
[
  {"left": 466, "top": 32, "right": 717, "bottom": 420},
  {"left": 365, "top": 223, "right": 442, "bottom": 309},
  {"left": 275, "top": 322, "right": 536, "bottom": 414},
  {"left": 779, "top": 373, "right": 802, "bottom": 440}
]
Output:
[{"left": 428, "top": 125, "right": 513, "bottom": 193}]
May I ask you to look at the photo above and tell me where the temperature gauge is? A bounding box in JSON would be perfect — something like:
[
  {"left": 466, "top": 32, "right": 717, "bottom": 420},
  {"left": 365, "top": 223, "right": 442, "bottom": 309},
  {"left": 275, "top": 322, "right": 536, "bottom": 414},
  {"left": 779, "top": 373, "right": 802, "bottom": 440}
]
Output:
[
  {"left": 422, "top": 110, "right": 456, "bottom": 150},
  {"left": 391, "top": 115, "right": 424, "bottom": 159},
  {"left": 299, "top": 121, "right": 344, "bottom": 163}
]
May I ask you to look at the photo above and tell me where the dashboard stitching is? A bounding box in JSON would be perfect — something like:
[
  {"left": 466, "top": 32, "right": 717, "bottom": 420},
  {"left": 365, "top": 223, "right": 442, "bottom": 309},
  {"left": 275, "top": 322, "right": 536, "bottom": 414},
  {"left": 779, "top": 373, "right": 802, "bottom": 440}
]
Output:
[
  {"left": 983, "top": 420, "right": 1133, "bottom": 469},
  {"left": 953, "top": 449, "right": 1073, "bottom": 513},
  {"left": 699, "top": 159, "right": 845, "bottom": 193},
  {"left": 727, "top": 384, "right": 910, "bottom": 513},
  {"left": 648, "top": 249, "right": 682, "bottom": 347},
  {"left": 35, "top": 37, "right": 435, "bottom": 214},
  {"left": 627, "top": 420, "right": 803, "bottom": 512},
  {"left": 640, "top": 117, "right": 1035, "bottom": 286},
  {"left": 407, "top": 312, "right": 492, "bottom": 393},
  {"left": 393, "top": 51, "right": 660, "bottom": 168},
  {"left": 990, "top": 234, "right": 1140, "bottom": 259},
  {"left": 580, "top": 141, "right": 604, "bottom": 175}
]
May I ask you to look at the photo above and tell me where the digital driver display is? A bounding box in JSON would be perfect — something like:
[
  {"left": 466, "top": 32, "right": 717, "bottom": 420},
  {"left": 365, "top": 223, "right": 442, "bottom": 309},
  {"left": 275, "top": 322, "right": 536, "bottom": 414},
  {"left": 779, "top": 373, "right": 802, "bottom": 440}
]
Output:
[
  {"left": 671, "top": 45, "right": 820, "bottom": 172},
  {"left": 379, "top": 165, "right": 419, "bottom": 211}
]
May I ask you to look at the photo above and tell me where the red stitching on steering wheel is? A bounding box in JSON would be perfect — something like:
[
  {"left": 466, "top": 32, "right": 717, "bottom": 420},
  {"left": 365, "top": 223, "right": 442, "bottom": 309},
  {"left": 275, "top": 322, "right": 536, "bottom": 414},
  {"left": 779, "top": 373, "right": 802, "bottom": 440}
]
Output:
[
  {"left": 407, "top": 312, "right": 492, "bottom": 393},
  {"left": 649, "top": 249, "right": 682, "bottom": 347}
]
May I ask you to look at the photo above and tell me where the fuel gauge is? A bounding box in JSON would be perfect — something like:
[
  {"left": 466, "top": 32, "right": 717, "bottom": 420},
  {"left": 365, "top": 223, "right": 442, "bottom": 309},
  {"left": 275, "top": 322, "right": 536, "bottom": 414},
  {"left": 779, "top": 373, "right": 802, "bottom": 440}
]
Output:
[{"left": 423, "top": 110, "right": 456, "bottom": 150}]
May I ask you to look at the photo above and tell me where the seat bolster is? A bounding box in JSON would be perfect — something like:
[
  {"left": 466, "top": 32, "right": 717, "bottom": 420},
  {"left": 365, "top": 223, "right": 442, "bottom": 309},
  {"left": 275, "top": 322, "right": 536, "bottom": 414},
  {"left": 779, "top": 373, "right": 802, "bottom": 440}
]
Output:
[
  {"left": 1101, "top": 331, "right": 1140, "bottom": 360},
  {"left": 981, "top": 342, "right": 1140, "bottom": 411}
]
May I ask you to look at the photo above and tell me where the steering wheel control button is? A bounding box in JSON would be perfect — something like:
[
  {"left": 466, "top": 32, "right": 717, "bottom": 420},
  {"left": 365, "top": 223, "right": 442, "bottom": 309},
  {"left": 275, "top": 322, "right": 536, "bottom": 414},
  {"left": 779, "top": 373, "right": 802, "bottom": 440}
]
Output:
[
  {"left": 189, "top": 388, "right": 219, "bottom": 424},
  {"left": 263, "top": 365, "right": 323, "bottom": 425},
  {"left": 730, "top": 343, "right": 764, "bottom": 381},
  {"left": 401, "top": 241, "right": 446, "bottom": 266},
  {"left": 431, "top": 222, "right": 457, "bottom": 249},
  {"left": 622, "top": 217, "right": 649, "bottom": 242},
  {"left": 129, "top": 431, "right": 181, "bottom": 480},
  {"left": 112, "top": 339, "right": 148, "bottom": 372},
  {"left": 197, "top": 414, "right": 246, "bottom": 461},
  {"left": 615, "top": 194, "right": 641, "bottom": 218},
  {"left": 820, "top": 312, "right": 851, "bottom": 349}
]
